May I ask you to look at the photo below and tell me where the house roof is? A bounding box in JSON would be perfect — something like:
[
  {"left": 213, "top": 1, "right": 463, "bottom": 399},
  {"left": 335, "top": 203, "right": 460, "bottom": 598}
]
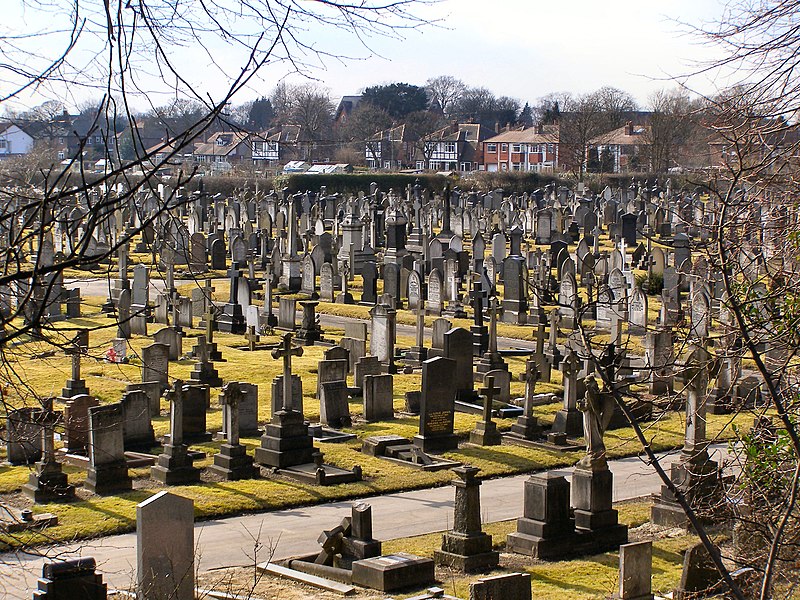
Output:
[
  {"left": 484, "top": 124, "right": 559, "bottom": 144},
  {"left": 335, "top": 96, "right": 362, "bottom": 122},
  {"left": 591, "top": 123, "right": 650, "bottom": 146},
  {"left": 368, "top": 124, "right": 411, "bottom": 142},
  {"left": 194, "top": 130, "right": 250, "bottom": 157},
  {"left": 254, "top": 124, "right": 302, "bottom": 144},
  {"left": 425, "top": 123, "right": 490, "bottom": 143}
]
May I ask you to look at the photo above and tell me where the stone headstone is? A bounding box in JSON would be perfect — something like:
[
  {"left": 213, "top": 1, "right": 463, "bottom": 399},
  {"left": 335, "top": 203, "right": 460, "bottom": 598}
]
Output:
[
  {"left": 443, "top": 327, "right": 474, "bottom": 401},
  {"left": 153, "top": 327, "right": 182, "bottom": 360},
  {"left": 413, "top": 356, "right": 458, "bottom": 453},
  {"left": 137, "top": 491, "right": 194, "bottom": 600},
  {"left": 355, "top": 355, "right": 382, "bottom": 389},
  {"left": 63, "top": 395, "right": 99, "bottom": 454},
  {"left": 270, "top": 374, "right": 303, "bottom": 415},
  {"left": 470, "top": 573, "right": 532, "bottom": 600},
  {"left": 141, "top": 343, "right": 170, "bottom": 391},
  {"left": 618, "top": 541, "right": 653, "bottom": 600},
  {"left": 319, "top": 380, "right": 351, "bottom": 428},
  {"left": 6, "top": 407, "right": 46, "bottom": 464},
  {"left": 86, "top": 403, "right": 132, "bottom": 494},
  {"left": 121, "top": 390, "right": 155, "bottom": 449},
  {"left": 363, "top": 374, "right": 394, "bottom": 422}
]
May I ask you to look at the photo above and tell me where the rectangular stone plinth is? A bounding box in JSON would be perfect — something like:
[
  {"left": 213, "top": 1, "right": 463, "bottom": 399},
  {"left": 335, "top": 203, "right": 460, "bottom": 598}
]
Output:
[
  {"left": 412, "top": 433, "right": 459, "bottom": 454},
  {"left": 352, "top": 553, "right": 434, "bottom": 592},
  {"left": 433, "top": 548, "right": 499, "bottom": 573},
  {"left": 572, "top": 466, "right": 613, "bottom": 514},
  {"left": 209, "top": 444, "right": 257, "bottom": 480},
  {"left": 255, "top": 410, "right": 317, "bottom": 469},
  {"left": 85, "top": 461, "right": 132, "bottom": 495}
]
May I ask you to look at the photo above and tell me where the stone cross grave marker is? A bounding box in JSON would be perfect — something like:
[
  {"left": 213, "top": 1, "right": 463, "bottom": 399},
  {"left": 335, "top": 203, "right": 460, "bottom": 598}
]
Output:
[{"left": 272, "top": 332, "right": 303, "bottom": 413}]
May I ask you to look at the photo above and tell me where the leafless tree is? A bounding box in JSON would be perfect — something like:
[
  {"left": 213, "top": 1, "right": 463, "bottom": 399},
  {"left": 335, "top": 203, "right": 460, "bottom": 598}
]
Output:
[{"left": 425, "top": 75, "right": 467, "bottom": 117}]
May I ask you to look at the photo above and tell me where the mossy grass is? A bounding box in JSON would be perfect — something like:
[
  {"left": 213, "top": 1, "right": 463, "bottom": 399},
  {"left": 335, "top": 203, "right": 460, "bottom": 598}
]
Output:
[{"left": 382, "top": 500, "right": 699, "bottom": 600}]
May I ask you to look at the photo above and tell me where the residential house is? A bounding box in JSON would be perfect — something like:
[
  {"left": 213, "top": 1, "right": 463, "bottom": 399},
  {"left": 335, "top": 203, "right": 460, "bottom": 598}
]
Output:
[
  {"left": 365, "top": 124, "right": 416, "bottom": 170},
  {"left": 0, "top": 123, "right": 34, "bottom": 159},
  {"left": 193, "top": 130, "right": 251, "bottom": 173},
  {"left": 419, "top": 123, "right": 488, "bottom": 172},
  {"left": 589, "top": 121, "right": 651, "bottom": 173},
  {"left": 142, "top": 138, "right": 195, "bottom": 175},
  {"left": 334, "top": 96, "right": 362, "bottom": 128},
  {"left": 251, "top": 125, "right": 302, "bottom": 167},
  {"left": 481, "top": 124, "right": 559, "bottom": 172}
]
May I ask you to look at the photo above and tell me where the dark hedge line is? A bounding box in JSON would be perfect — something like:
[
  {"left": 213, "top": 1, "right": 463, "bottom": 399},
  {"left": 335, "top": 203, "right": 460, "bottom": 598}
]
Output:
[
  {"left": 464, "top": 171, "right": 568, "bottom": 194},
  {"left": 274, "top": 173, "right": 453, "bottom": 194}
]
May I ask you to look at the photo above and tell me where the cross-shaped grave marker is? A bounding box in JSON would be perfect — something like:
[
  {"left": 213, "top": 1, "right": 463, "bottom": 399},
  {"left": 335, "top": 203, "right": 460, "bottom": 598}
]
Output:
[
  {"left": 245, "top": 325, "right": 259, "bottom": 351},
  {"left": 480, "top": 375, "right": 500, "bottom": 425},
  {"left": 521, "top": 360, "right": 540, "bottom": 417},
  {"left": 271, "top": 332, "right": 304, "bottom": 413},
  {"left": 166, "top": 379, "right": 185, "bottom": 446}
]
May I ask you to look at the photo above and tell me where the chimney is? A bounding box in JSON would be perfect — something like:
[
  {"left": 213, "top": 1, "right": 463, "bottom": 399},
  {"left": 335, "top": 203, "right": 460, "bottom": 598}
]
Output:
[
  {"left": 626, "top": 121, "right": 634, "bottom": 136},
  {"left": 537, "top": 122, "right": 544, "bottom": 134},
  {"left": 494, "top": 121, "right": 500, "bottom": 134}
]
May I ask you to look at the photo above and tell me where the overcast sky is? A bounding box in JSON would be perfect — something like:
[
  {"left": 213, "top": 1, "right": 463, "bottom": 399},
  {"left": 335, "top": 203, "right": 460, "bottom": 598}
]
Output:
[
  {"left": 4, "top": 0, "right": 735, "bottom": 113},
  {"left": 279, "top": 0, "right": 731, "bottom": 106}
]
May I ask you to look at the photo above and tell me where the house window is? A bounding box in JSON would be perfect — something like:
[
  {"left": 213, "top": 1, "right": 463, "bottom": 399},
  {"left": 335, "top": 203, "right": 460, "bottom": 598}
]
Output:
[
  {"left": 500, "top": 163, "right": 508, "bottom": 171},
  {"left": 486, "top": 143, "right": 497, "bottom": 153},
  {"left": 444, "top": 142, "right": 456, "bottom": 153},
  {"left": 58, "top": 137, "right": 64, "bottom": 145},
  {"left": 0, "top": 140, "right": 6, "bottom": 149},
  {"left": 58, "top": 151, "right": 65, "bottom": 160},
  {"left": 416, "top": 161, "right": 425, "bottom": 170},
  {"left": 512, "top": 144, "right": 522, "bottom": 153},
  {"left": 94, "top": 135, "right": 102, "bottom": 144},
  {"left": 501, "top": 143, "right": 508, "bottom": 152}
]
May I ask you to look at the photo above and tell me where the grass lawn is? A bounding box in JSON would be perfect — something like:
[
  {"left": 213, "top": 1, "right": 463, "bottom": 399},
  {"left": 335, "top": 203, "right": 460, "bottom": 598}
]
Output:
[{"left": 0, "top": 279, "right": 750, "bottom": 553}]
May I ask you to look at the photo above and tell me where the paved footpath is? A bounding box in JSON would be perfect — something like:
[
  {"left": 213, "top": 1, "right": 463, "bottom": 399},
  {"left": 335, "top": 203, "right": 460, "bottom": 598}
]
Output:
[{"left": 0, "top": 446, "right": 728, "bottom": 598}]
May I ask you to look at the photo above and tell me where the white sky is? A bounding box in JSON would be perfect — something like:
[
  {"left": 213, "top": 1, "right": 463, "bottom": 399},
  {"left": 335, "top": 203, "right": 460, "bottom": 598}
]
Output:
[{"left": 3, "top": 0, "right": 736, "bottom": 113}]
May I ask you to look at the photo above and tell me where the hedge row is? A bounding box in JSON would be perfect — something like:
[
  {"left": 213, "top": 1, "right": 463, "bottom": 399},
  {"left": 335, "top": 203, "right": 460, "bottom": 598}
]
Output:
[{"left": 274, "top": 172, "right": 453, "bottom": 195}]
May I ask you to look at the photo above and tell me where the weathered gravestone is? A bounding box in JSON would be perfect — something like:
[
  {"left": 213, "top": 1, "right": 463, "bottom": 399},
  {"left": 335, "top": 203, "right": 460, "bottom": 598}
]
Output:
[
  {"left": 141, "top": 342, "right": 170, "bottom": 391},
  {"left": 121, "top": 390, "right": 155, "bottom": 449},
  {"left": 443, "top": 327, "right": 475, "bottom": 402},
  {"left": 137, "top": 491, "right": 194, "bottom": 600},
  {"left": 319, "top": 380, "right": 351, "bottom": 428},
  {"left": 413, "top": 357, "right": 458, "bottom": 453},
  {"left": 85, "top": 403, "right": 132, "bottom": 495},
  {"left": 33, "top": 558, "right": 107, "bottom": 600},
  {"left": 363, "top": 374, "right": 394, "bottom": 422},
  {"left": 6, "top": 407, "right": 46, "bottom": 465},
  {"left": 470, "top": 573, "right": 532, "bottom": 600}
]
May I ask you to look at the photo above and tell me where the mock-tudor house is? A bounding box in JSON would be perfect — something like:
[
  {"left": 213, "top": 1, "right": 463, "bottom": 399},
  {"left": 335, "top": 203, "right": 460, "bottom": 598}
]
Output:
[
  {"left": 192, "top": 130, "right": 251, "bottom": 172},
  {"left": 251, "top": 125, "right": 302, "bottom": 167},
  {"left": 418, "top": 122, "right": 489, "bottom": 172},
  {"left": 365, "top": 124, "right": 416, "bottom": 170},
  {"left": 481, "top": 124, "right": 559, "bottom": 172},
  {"left": 0, "top": 123, "right": 34, "bottom": 159},
  {"left": 588, "top": 121, "right": 651, "bottom": 173}
]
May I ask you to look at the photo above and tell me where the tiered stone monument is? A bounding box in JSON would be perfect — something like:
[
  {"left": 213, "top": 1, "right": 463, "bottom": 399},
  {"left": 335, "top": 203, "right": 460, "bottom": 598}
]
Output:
[{"left": 433, "top": 466, "right": 499, "bottom": 572}]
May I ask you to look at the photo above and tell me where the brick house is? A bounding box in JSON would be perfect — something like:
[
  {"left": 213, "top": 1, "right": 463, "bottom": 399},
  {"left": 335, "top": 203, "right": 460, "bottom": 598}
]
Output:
[{"left": 481, "top": 124, "right": 559, "bottom": 172}]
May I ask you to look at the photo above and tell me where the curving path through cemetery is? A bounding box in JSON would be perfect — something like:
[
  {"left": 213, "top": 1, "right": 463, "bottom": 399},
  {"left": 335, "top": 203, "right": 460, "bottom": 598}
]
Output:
[{"left": 0, "top": 445, "right": 728, "bottom": 598}]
